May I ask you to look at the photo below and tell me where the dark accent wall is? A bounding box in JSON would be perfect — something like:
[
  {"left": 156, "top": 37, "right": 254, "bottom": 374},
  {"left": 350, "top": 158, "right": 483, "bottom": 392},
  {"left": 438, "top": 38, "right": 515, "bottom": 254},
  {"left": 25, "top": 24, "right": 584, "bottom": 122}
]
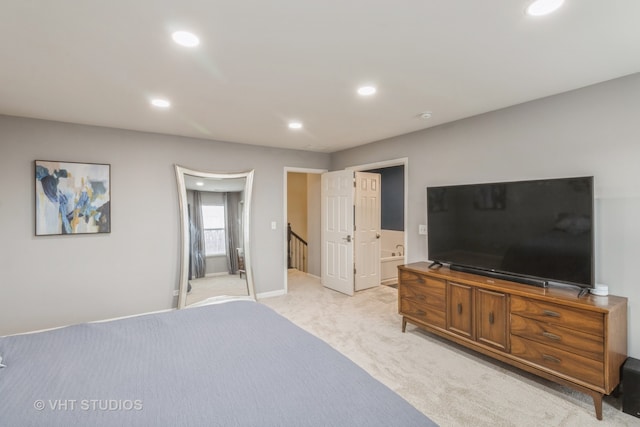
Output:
[{"left": 366, "top": 165, "right": 404, "bottom": 231}]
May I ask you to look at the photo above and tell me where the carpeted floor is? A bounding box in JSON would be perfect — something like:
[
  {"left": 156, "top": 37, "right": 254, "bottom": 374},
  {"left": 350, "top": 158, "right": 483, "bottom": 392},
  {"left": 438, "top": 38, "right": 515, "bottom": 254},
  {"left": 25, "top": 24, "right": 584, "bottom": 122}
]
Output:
[
  {"left": 186, "top": 274, "right": 248, "bottom": 306},
  {"left": 260, "top": 270, "right": 639, "bottom": 427}
]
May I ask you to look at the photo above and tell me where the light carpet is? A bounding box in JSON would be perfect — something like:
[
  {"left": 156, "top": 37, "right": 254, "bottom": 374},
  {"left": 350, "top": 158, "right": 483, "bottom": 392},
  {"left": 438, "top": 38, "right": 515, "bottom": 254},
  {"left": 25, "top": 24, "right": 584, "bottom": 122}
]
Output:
[
  {"left": 186, "top": 274, "right": 248, "bottom": 306},
  {"left": 260, "top": 270, "right": 639, "bottom": 427}
]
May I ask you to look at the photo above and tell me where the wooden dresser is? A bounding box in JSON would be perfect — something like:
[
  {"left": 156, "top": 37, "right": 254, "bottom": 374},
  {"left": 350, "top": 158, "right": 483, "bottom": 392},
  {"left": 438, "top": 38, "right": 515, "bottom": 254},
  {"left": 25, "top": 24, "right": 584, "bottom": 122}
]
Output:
[{"left": 398, "top": 262, "right": 628, "bottom": 420}]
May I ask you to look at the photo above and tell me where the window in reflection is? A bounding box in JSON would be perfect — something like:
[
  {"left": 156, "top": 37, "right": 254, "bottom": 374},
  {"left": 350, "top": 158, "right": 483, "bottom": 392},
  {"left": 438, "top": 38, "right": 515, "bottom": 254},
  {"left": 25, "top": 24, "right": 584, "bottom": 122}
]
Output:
[{"left": 202, "top": 205, "right": 226, "bottom": 256}]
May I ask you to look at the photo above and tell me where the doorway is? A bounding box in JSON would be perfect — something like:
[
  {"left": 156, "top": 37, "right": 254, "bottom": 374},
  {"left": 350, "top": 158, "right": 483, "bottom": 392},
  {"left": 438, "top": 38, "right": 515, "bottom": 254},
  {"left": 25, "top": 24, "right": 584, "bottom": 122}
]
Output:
[
  {"left": 348, "top": 158, "right": 408, "bottom": 287},
  {"left": 283, "top": 167, "right": 326, "bottom": 294},
  {"left": 283, "top": 159, "right": 407, "bottom": 296}
]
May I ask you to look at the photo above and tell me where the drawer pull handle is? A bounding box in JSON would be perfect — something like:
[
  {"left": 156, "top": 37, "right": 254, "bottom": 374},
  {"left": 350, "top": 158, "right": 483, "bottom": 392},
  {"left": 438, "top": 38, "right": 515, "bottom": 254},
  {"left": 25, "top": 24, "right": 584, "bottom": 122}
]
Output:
[
  {"left": 542, "top": 309, "right": 560, "bottom": 318},
  {"left": 457, "top": 303, "right": 462, "bottom": 314},
  {"left": 417, "top": 277, "right": 425, "bottom": 284},
  {"left": 542, "top": 354, "right": 561, "bottom": 364},
  {"left": 416, "top": 309, "right": 426, "bottom": 316},
  {"left": 542, "top": 332, "right": 561, "bottom": 341},
  {"left": 489, "top": 312, "right": 495, "bottom": 325}
]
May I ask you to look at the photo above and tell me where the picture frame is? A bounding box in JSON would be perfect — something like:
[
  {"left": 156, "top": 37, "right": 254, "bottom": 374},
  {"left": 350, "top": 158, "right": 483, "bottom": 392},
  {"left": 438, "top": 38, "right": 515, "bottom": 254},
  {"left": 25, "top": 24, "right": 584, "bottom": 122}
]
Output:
[{"left": 35, "top": 160, "right": 111, "bottom": 235}]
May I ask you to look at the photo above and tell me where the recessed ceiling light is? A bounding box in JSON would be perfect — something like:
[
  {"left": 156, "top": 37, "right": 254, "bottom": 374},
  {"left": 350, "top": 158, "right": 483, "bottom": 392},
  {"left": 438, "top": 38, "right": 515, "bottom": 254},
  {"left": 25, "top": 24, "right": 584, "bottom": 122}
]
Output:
[
  {"left": 150, "top": 98, "right": 171, "bottom": 108},
  {"left": 357, "top": 86, "right": 377, "bottom": 96},
  {"left": 526, "top": 0, "right": 564, "bottom": 16},
  {"left": 172, "top": 31, "right": 200, "bottom": 47},
  {"left": 419, "top": 111, "right": 432, "bottom": 120},
  {"left": 288, "top": 121, "right": 303, "bottom": 130},
  {"left": 195, "top": 181, "right": 204, "bottom": 186}
]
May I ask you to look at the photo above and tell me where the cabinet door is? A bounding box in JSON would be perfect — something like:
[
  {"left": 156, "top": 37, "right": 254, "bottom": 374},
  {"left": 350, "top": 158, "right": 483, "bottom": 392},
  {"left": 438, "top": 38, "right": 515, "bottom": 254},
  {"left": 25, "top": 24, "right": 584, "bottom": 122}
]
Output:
[
  {"left": 476, "top": 289, "right": 509, "bottom": 351},
  {"left": 447, "top": 282, "right": 474, "bottom": 339}
]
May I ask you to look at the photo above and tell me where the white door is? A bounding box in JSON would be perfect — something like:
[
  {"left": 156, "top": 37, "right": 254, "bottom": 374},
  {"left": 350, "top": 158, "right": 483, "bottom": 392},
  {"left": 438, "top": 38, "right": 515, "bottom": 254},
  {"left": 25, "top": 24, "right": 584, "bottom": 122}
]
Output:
[
  {"left": 354, "top": 172, "right": 381, "bottom": 291},
  {"left": 321, "top": 170, "right": 354, "bottom": 296}
]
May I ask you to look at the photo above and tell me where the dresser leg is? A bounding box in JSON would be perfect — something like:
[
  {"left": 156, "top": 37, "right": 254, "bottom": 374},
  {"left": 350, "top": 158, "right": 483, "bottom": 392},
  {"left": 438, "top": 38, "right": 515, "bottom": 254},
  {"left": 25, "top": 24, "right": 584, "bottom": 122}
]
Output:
[
  {"left": 590, "top": 391, "right": 603, "bottom": 420},
  {"left": 402, "top": 317, "right": 407, "bottom": 333}
]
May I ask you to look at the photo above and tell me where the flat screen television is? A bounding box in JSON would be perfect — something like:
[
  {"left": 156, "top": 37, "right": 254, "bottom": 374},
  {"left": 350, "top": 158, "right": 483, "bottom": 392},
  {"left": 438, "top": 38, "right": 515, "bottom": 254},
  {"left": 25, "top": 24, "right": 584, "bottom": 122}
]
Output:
[{"left": 426, "top": 176, "right": 594, "bottom": 288}]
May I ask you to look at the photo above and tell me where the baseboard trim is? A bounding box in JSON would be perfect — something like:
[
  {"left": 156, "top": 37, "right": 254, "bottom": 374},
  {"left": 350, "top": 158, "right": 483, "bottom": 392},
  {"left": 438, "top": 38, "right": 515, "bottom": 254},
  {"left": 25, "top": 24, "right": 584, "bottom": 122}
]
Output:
[{"left": 257, "top": 289, "right": 286, "bottom": 299}]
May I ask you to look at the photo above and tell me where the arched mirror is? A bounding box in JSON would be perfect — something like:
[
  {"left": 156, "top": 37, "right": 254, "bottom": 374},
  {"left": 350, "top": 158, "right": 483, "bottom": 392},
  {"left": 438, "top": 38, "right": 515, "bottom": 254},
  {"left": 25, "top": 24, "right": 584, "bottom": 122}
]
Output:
[{"left": 175, "top": 165, "right": 255, "bottom": 308}]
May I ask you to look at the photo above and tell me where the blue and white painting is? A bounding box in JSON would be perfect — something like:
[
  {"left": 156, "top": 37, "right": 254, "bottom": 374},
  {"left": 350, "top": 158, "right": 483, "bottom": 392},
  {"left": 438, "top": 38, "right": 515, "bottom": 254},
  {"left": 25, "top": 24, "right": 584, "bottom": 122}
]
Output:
[{"left": 35, "top": 160, "right": 110, "bottom": 235}]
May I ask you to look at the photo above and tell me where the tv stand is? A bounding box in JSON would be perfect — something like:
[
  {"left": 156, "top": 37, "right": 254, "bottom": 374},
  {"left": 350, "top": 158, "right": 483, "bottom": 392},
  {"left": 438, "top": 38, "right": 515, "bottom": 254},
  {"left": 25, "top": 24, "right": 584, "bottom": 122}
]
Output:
[
  {"left": 428, "top": 261, "right": 443, "bottom": 270},
  {"left": 449, "top": 264, "right": 548, "bottom": 288},
  {"left": 398, "top": 263, "right": 628, "bottom": 420}
]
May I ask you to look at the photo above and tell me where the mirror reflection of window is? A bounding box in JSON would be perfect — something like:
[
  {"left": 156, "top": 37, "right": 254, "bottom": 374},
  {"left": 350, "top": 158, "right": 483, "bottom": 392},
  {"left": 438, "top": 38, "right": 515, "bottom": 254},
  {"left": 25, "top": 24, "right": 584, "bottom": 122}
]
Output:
[{"left": 202, "top": 205, "right": 226, "bottom": 256}]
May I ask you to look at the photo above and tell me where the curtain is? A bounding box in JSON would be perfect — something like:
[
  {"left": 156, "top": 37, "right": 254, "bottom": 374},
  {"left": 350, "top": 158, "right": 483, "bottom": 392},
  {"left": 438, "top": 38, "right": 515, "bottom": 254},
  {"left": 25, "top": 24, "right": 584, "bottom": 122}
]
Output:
[
  {"left": 225, "top": 192, "right": 241, "bottom": 274},
  {"left": 190, "top": 190, "right": 206, "bottom": 279}
]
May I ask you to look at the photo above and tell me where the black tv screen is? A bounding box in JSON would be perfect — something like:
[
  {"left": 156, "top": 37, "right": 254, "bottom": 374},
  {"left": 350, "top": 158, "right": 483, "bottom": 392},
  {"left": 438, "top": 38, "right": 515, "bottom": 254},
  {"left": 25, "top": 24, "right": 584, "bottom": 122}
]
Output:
[{"left": 427, "top": 176, "right": 594, "bottom": 288}]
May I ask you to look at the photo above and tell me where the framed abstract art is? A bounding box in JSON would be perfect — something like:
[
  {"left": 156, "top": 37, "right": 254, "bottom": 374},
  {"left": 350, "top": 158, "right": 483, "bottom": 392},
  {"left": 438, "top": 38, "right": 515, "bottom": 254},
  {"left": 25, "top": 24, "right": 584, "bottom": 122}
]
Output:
[{"left": 35, "top": 160, "right": 111, "bottom": 235}]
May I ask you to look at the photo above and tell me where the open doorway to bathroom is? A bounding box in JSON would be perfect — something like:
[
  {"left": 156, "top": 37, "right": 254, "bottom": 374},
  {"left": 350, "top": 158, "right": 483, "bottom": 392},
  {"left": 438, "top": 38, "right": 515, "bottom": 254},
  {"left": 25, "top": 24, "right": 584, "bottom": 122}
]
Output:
[
  {"left": 350, "top": 158, "right": 407, "bottom": 288},
  {"left": 363, "top": 165, "right": 404, "bottom": 287}
]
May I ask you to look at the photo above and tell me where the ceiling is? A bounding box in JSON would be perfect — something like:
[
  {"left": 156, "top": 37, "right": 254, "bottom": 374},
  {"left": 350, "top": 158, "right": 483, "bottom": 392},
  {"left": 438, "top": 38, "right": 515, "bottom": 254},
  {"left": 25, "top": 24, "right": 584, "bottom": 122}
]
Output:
[
  {"left": 2, "top": 1, "right": 639, "bottom": 153},
  {"left": 183, "top": 174, "right": 245, "bottom": 192}
]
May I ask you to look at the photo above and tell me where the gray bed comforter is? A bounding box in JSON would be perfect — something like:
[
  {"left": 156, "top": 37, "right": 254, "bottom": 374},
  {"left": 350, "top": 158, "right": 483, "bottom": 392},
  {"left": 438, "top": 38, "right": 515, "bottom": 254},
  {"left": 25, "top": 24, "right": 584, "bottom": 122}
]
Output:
[{"left": 0, "top": 300, "right": 437, "bottom": 426}]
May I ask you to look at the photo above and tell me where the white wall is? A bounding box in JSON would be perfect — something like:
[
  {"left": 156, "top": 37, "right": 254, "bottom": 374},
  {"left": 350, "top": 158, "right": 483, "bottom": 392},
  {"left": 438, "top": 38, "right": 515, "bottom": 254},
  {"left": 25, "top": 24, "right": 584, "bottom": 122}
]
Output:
[
  {"left": 331, "top": 73, "right": 640, "bottom": 358},
  {"left": 0, "top": 115, "right": 330, "bottom": 335}
]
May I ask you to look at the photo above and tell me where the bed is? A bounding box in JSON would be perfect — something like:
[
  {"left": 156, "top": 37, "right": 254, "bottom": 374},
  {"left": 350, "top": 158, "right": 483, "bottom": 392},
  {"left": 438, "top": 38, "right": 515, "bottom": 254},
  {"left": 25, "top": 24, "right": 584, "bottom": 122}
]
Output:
[{"left": 0, "top": 300, "right": 437, "bottom": 426}]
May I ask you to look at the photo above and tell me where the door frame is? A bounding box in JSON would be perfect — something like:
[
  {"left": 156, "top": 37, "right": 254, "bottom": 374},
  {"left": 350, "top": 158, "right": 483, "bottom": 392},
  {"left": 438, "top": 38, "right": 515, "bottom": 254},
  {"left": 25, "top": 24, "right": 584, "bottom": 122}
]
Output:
[
  {"left": 346, "top": 157, "right": 409, "bottom": 265},
  {"left": 283, "top": 167, "right": 327, "bottom": 294},
  {"left": 282, "top": 158, "right": 407, "bottom": 295}
]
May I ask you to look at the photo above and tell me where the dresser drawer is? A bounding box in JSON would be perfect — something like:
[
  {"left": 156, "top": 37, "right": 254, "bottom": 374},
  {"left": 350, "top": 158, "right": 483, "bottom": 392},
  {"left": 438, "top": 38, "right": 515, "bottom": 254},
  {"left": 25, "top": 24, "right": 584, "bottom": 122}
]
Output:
[
  {"left": 511, "top": 335, "right": 604, "bottom": 387},
  {"left": 400, "top": 298, "right": 446, "bottom": 329},
  {"left": 511, "top": 296, "right": 603, "bottom": 336},
  {"left": 399, "top": 272, "right": 446, "bottom": 311},
  {"left": 511, "top": 314, "right": 603, "bottom": 361}
]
